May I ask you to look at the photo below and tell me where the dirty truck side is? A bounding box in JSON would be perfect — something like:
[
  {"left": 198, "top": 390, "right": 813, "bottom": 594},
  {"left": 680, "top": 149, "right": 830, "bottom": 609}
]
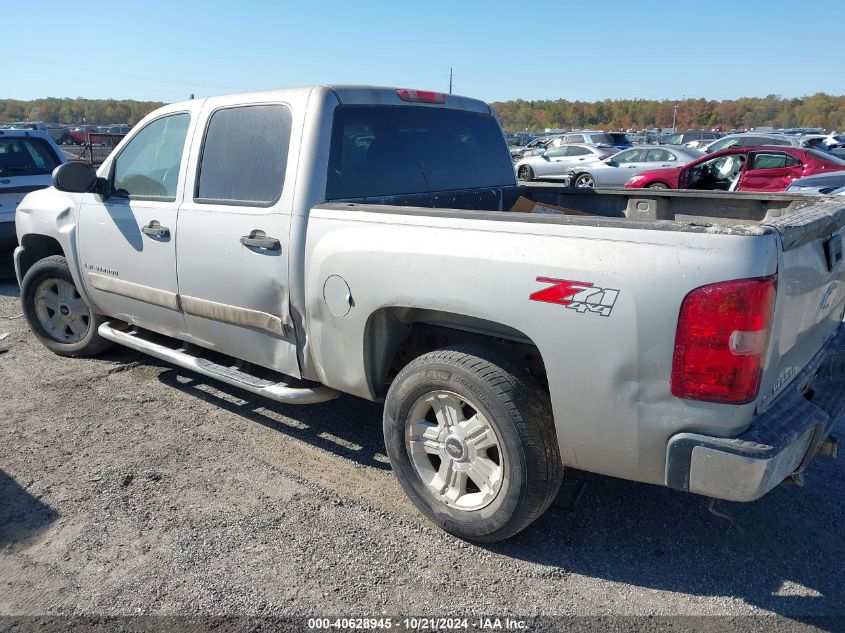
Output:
[{"left": 14, "top": 85, "right": 845, "bottom": 541}]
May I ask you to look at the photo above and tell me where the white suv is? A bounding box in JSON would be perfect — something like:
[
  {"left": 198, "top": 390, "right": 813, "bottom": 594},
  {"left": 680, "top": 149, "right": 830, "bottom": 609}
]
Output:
[{"left": 0, "top": 129, "right": 66, "bottom": 249}]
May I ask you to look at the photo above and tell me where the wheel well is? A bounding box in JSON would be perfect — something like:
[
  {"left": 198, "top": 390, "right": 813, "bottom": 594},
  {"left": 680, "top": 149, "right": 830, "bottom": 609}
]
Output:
[
  {"left": 364, "top": 308, "right": 548, "bottom": 398},
  {"left": 17, "top": 234, "right": 64, "bottom": 279}
]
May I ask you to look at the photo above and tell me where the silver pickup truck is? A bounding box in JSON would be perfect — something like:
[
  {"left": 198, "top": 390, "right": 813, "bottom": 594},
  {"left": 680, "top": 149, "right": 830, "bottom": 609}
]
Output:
[{"left": 13, "top": 86, "right": 845, "bottom": 542}]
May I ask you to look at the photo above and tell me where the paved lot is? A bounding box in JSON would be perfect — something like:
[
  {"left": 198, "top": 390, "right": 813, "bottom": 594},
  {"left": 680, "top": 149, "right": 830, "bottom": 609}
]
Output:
[{"left": 0, "top": 251, "right": 843, "bottom": 628}]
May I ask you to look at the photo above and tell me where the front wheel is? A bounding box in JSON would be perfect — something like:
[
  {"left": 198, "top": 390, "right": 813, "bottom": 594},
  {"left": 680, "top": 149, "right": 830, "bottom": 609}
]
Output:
[
  {"left": 383, "top": 345, "right": 563, "bottom": 542},
  {"left": 574, "top": 173, "right": 595, "bottom": 188},
  {"left": 646, "top": 182, "right": 669, "bottom": 189},
  {"left": 21, "top": 255, "right": 113, "bottom": 357},
  {"left": 517, "top": 165, "right": 534, "bottom": 181}
]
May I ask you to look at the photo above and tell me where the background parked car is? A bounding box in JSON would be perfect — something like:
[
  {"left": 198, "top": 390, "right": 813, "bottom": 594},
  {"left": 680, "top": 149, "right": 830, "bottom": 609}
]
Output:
[
  {"left": 6, "top": 121, "right": 47, "bottom": 131},
  {"left": 563, "top": 145, "right": 703, "bottom": 188},
  {"left": 0, "top": 129, "right": 66, "bottom": 249},
  {"left": 785, "top": 170, "right": 845, "bottom": 194},
  {"left": 70, "top": 125, "right": 100, "bottom": 145},
  {"left": 510, "top": 135, "right": 556, "bottom": 161},
  {"left": 3, "top": 121, "right": 70, "bottom": 145},
  {"left": 701, "top": 133, "right": 806, "bottom": 153},
  {"left": 45, "top": 124, "right": 71, "bottom": 145},
  {"left": 661, "top": 131, "right": 723, "bottom": 148},
  {"left": 560, "top": 130, "right": 631, "bottom": 149},
  {"left": 515, "top": 143, "right": 615, "bottom": 181},
  {"left": 504, "top": 132, "right": 534, "bottom": 147},
  {"left": 625, "top": 146, "right": 845, "bottom": 191}
]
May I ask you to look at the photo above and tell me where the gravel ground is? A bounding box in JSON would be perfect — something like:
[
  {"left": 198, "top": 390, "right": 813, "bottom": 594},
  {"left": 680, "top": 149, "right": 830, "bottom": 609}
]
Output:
[{"left": 0, "top": 251, "right": 843, "bottom": 630}]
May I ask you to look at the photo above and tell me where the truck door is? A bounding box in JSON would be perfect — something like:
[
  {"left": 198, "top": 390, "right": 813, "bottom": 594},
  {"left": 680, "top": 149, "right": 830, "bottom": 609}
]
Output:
[
  {"left": 738, "top": 151, "right": 804, "bottom": 192},
  {"left": 77, "top": 108, "right": 197, "bottom": 336},
  {"left": 175, "top": 98, "right": 300, "bottom": 377}
]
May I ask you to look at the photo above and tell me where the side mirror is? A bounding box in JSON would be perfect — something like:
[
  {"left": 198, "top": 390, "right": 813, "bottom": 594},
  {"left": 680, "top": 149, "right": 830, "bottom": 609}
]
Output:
[
  {"left": 606, "top": 160, "right": 618, "bottom": 167},
  {"left": 52, "top": 162, "right": 97, "bottom": 193}
]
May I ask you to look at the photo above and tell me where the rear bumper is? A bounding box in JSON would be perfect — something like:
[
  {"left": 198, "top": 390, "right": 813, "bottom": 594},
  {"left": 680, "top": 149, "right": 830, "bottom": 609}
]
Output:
[{"left": 665, "top": 324, "right": 845, "bottom": 501}]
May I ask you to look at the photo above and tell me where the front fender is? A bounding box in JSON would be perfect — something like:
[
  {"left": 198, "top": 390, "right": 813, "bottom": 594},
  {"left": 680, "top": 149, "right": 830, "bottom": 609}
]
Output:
[{"left": 14, "top": 188, "right": 97, "bottom": 309}]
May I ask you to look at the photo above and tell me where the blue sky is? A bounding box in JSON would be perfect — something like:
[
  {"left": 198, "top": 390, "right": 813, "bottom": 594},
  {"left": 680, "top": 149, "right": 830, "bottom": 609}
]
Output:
[{"left": 4, "top": 0, "right": 844, "bottom": 103}]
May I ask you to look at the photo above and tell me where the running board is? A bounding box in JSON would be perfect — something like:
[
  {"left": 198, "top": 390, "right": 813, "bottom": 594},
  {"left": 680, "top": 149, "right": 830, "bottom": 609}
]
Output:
[{"left": 97, "top": 321, "right": 340, "bottom": 405}]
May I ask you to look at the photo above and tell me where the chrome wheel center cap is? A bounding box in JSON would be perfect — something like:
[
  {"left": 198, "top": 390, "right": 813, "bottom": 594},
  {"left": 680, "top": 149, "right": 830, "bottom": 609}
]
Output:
[
  {"left": 444, "top": 435, "right": 467, "bottom": 461},
  {"left": 58, "top": 304, "right": 71, "bottom": 317}
]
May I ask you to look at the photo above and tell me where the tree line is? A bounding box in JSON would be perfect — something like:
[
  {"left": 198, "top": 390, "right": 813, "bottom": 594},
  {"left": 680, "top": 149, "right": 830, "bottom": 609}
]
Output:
[
  {"left": 492, "top": 93, "right": 845, "bottom": 132},
  {"left": 0, "top": 97, "right": 166, "bottom": 125},
  {"left": 4, "top": 93, "right": 845, "bottom": 133}
]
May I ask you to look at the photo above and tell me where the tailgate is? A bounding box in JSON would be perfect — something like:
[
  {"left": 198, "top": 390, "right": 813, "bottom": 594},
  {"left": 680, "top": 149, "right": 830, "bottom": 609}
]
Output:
[{"left": 759, "top": 199, "right": 845, "bottom": 410}]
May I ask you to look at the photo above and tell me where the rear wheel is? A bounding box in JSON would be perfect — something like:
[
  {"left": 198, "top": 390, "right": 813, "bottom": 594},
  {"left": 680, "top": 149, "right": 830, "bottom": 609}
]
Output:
[
  {"left": 647, "top": 182, "right": 669, "bottom": 189},
  {"left": 574, "top": 173, "right": 595, "bottom": 188},
  {"left": 383, "top": 345, "right": 563, "bottom": 542},
  {"left": 21, "top": 255, "right": 112, "bottom": 357},
  {"left": 517, "top": 165, "right": 534, "bottom": 181}
]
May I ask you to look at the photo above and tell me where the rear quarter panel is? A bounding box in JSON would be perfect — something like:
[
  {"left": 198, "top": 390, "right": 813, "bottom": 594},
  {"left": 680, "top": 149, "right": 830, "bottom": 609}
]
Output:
[{"left": 304, "top": 207, "right": 779, "bottom": 485}]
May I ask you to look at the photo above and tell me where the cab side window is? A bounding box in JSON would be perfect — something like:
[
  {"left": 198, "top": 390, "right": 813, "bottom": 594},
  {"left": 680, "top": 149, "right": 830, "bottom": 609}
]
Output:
[
  {"left": 614, "top": 149, "right": 646, "bottom": 163},
  {"left": 195, "top": 104, "right": 292, "bottom": 207},
  {"left": 565, "top": 146, "right": 592, "bottom": 156},
  {"left": 646, "top": 149, "right": 676, "bottom": 162},
  {"left": 112, "top": 113, "right": 190, "bottom": 200}
]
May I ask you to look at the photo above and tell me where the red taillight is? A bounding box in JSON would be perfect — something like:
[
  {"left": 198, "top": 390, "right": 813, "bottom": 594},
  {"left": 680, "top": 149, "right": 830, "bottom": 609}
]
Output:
[
  {"left": 671, "top": 276, "right": 777, "bottom": 404},
  {"left": 396, "top": 88, "right": 447, "bottom": 104}
]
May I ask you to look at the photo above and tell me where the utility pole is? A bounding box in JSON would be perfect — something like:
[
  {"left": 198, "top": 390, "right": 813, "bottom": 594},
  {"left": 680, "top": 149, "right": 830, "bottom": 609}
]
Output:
[
  {"left": 449, "top": 68, "right": 453, "bottom": 94},
  {"left": 672, "top": 95, "right": 685, "bottom": 133}
]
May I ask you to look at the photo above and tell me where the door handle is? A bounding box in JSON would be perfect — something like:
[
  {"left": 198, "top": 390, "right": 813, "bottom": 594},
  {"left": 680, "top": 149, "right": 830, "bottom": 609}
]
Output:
[
  {"left": 141, "top": 220, "right": 170, "bottom": 238},
  {"left": 240, "top": 230, "right": 281, "bottom": 250}
]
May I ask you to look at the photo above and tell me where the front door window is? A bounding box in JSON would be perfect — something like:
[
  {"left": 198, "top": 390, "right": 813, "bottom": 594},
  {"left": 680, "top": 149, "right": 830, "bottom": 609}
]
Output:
[{"left": 112, "top": 113, "right": 190, "bottom": 200}]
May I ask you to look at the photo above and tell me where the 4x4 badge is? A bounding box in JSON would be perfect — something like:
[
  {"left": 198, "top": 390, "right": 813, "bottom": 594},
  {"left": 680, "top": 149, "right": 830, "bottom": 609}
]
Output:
[{"left": 529, "top": 277, "right": 620, "bottom": 317}]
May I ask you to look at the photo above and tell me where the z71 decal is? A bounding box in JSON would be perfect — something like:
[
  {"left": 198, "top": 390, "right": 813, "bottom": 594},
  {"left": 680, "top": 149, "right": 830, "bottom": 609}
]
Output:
[{"left": 529, "top": 277, "right": 620, "bottom": 317}]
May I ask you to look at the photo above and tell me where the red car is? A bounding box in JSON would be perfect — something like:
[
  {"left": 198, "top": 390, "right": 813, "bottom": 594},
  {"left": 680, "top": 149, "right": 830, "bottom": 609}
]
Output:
[
  {"left": 624, "top": 146, "right": 845, "bottom": 192},
  {"left": 69, "top": 125, "right": 100, "bottom": 145}
]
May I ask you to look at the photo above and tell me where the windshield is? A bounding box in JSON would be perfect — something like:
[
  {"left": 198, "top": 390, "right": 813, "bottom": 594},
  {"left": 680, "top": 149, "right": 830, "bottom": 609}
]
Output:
[
  {"left": 0, "top": 137, "right": 61, "bottom": 177},
  {"left": 326, "top": 105, "right": 515, "bottom": 200},
  {"left": 662, "top": 134, "right": 684, "bottom": 145}
]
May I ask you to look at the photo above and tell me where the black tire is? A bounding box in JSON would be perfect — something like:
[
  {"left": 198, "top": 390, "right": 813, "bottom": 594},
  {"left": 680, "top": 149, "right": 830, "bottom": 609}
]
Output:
[
  {"left": 647, "top": 182, "right": 669, "bottom": 189},
  {"left": 517, "top": 165, "right": 534, "bottom": 181},
  {"left": 383, "top": 345, "right": 563, "bottom": 542},
  {"left": 574, "top": 173, "right": 595, "bottom": 188},
  {"left": 20, "top": 255, "right": 112, "bottom": 357}
]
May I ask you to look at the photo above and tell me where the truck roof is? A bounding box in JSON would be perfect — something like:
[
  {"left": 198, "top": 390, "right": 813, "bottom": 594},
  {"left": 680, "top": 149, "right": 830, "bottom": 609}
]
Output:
[{"left": 170, "top": 85, "right": 491, "bottom": 115}]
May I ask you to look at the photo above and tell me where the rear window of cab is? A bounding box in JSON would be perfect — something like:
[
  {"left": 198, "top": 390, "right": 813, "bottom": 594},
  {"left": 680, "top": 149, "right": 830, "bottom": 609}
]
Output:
[{"left": 326, "top": 105, "right": 514, "bottom": 200}]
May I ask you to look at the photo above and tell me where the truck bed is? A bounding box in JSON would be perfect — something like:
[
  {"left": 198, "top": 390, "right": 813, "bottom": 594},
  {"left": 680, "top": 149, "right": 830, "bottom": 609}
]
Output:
[
  {"left": 327, "top": 183, "right": 839, "bottom": 239},
  {"left": 309, "top": 183, "right": 844, "bottom": 487}
]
